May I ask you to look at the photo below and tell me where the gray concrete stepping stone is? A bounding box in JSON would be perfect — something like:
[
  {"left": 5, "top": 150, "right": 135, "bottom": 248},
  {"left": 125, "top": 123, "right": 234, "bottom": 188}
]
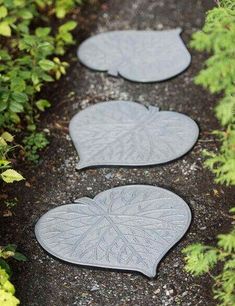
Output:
[
  {"left": 77, "top": 29, "right": 191, "bottom": 82},
  {"left": 35, "top": 185, "right": 191, "bottom": 277},
  {"left": 69, "top": 101, "right": 199, "bottom": 169}
]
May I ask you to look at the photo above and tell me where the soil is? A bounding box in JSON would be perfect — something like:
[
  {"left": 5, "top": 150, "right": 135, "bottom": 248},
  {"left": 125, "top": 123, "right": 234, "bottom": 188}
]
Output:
[{"left": 1, "top": 0, "right": 234, "bottom": 305}]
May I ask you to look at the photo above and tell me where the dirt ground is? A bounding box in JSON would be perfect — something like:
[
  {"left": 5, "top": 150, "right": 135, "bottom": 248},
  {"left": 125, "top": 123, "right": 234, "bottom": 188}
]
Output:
[{"left": 1, "top": 0, "right": 234, "bottom": 305}]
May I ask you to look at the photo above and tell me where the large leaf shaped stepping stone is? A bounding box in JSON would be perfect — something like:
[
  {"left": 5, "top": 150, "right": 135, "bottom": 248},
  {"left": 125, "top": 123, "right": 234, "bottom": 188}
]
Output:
[
  {"left": 35, "top": 185, "right": 191, "bottom": 277},
  {"left": 69, "top": 101, "right": 199, "bottom": 169},
  {"left": 77, "top": 29, "right": 191, "bottom": 82}
]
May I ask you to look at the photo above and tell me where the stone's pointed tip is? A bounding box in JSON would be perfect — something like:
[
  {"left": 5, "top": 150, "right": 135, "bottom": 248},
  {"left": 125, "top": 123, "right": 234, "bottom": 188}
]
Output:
[
  {"left": 144, "top": 269, "right": 156, "bottom": 278},
  {"left": 148, "top": 105, "right": 160, "bottom": 112},
  {"left": 74, "top": 197, "right": 93, "bottom": 204},
  {"left": 175, "top": 27, "right": 182, "bottom": 34},
  {"left": 76, "top": 163, "right": 87, "bottom": 170},
  {"left": 108, "top": 68, "right": 119, "bottom": 77}
]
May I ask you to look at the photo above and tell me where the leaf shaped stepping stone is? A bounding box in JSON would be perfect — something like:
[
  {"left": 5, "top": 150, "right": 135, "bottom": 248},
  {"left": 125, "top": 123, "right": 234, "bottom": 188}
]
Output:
[
  {"left": 35, "top": 185, "right": 191, "bottom": 277},
  {"left": 77, "top": 29, "right": 191, "bottom": 82},
  {"left": 69, "top": 101, "right": 199, "bottom": 169}
]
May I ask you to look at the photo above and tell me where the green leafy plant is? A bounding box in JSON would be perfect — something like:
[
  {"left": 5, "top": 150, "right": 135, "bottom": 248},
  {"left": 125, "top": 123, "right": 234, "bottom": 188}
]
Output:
[
  {"left": 0, "top": 245, "right": 26, "bottom": 306},
  {"left": 183, "top": 209, "right": 235, "bottom": 306},
  {"left": 0, "top": 131, "right": 24, "bottom": 183},
  {"left": 23, "top": 132, "right": 49, "bottom": 163},
  {"left": 0, "top": 0, "right": 79, "bottom": 131},
  {"left": 36, "top": 0, "right": 83, "bottom": 19},
  {"left": 203, "top": 127, "right": 235, "bottom": 185},
  {"left": 0, "top": 267, "right": 19, "bottom": 306},
  {"left": 0, "top": 1, "right": 84, "bottom": 304},
  {"left": 190, "top": 0, "right": 235, "bottom": 186},
  {"left": 183, "top": 2, "right": 235, "bottom": 305}
]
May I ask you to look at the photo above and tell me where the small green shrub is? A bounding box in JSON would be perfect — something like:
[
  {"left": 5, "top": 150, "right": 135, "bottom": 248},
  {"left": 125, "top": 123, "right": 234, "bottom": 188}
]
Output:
[
  {"left": 183, "top": 2, "right": 235, "bottom": 305},
  {"left": 190, "top": 0, "right": 235, "bottom": 186},
  {"left": 23, "top": 132, "right": 49, "bottom": 163},
  {"left": 0, "top": 245, "right": 26, "bottom": 306},
  {"left": 0, "top": 1, "right": 84, "bottom": 304},
  {"left": 183, "top": 209, "right": 235, "bottom": 306},
  {"left": 0, "top": 267, "right": 19, "bottom": 306},
  {"left": 203, "top": 127, "right": 235, "bottom": 186},
  {"left": 0, "top": 131, "right": 24, "bottom": 183},
  {"left": 0, "top": 0, "right": 79, "bottom": 131},
  {"left": 36, "top": 0, "right": 83, "bottom": 19}
]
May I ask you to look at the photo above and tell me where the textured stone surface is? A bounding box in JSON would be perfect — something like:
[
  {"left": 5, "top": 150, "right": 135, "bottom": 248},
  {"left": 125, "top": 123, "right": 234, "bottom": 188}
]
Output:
[
  {"left": 78, "top": 30, "right": 191, "bottom": 82},
  {"left": 69, "top": 101, "right": 199, "bottom": 169},
  {"left": 35, "top": 185, "right": 191, "bottom": 277}
]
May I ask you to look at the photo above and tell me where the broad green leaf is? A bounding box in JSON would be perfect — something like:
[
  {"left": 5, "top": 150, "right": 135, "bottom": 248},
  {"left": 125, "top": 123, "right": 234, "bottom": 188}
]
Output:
[
  {"left": 0, "top": 6, "right": 7, "bottom": 18},
  {"left": 2, "top": 280, "right": 15, "bottom": 294},
  {"left": 3, "top": 245, "right": 17, "bottom": 252},
  {"left": 1, "top": 169, "right": 24, "bottom": 183},
  {"left": 0, "top": 261, "right": 11, "bottom": 277},
  {"left": 0, "top": 160, "right": 10, "bottom": 167},
  {"left": 0, "top": 50, "right": 11, "bottom": 60},
  {"left": 37, "top": 42, "right": 54, "bottom": 56},
  {"left": 13, "top": 252, "right": 27, "bottom": 261},
  {"left": 9, "top": 112, "right": 20, "bottom": 124},
  {"left": 1, "top": 132, "right": 14, "bottom": 142},
  {"left": 35, "top": 27, "right": 51, "bottom": 37},
  {"left": 0, "top": 100, "right": 8, "bottom": 112},
  {"left": 0, "top": 137, "right": 7, "bottom": 147},
  {"left": 9, "top": 101, "right": 24, "bottom": 113},
  {"left": 39, "top": 59, "right": 55, "bottom": 71},
  {"left": 42, "top": 73, "right": 54, "bottom": 82},
  {"left": 60, "top": 32, "right": 73, "bottom": 43},
  {"left": 229, "top": 207, "right": 235, "bottom": 214},
  {"left": 36, "top": 99, "right": 51, "bottom": 111},
  {"left": 27, "top": 123, "right": 36, "bottom": 132},
  {"left": 0, "top": 21, "right": 11, "bottom": 37},
  {"left": 0, "top": 289, "right": 20, "bottom": 305},
  {"left": 10, "top": 77, "right": 26, "bottom": 92},
  {"left": 18, "top": 9, "right": 33, "bottom": 20},
  {"left": 56, "top": 7, "right": 66, "bottom": 18},
  {"left": 31, "top": 73, "right": 39, "bottom": 85},
  {"left": 11, "top": 92, "right": 28, "bottom": 103},
  {"left": 59, "top": 21, "right": 77, "bottom": 33}
]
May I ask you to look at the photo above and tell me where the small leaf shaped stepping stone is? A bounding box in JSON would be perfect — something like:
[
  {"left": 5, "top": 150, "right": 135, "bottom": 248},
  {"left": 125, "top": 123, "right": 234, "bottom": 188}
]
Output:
[
  {"left": 35, "top": 185, "right": 191, "bottom": 277},
  {"left": 69, "top": 101, "right": 199, "bottom": 169},
  {"left": 77, "top": 29, "right": 191, "bottom": 82}
]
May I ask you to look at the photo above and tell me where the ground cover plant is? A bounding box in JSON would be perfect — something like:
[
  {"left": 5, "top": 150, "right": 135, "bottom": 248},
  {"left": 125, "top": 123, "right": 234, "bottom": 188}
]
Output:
[
  {"left": 0, "top": 0, "right": 83, "bottom": 304},
  {"left": 183, "top": 1, "right": 235, "bottom": 305},
  {"left": 190, "top": 0, "right": 235, "bottom": 186},
  {"left": 0, "top": 245, "right": 26, "bottom": 306}
]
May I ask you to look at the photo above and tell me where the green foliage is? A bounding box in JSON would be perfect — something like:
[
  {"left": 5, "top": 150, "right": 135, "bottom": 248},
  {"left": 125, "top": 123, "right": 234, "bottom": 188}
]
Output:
[
  {"left": 190, "top": 0, "right": 235, "bottom": 186},
  {"left": 0, "top": 245, "right": 26, "bottom": 306},
  {"left": 183, "top": 2, "right": 235, "bottom": 305},
  {"left": 183, "top": 209, "right": 235, "bottom": 306},
  {"left": 0, "top": 268, "right": 19, "bottom": 306},
  {"left": 23, "top": 132, "right": 49, "bottom": 163},
  {"left": 182, "top": 244, "right": 218, "bottom": 276},
  {"left": 55, "top": 0, "right": 83, "bottom": 18},
  {"left": 0, "top": 132, "right": 24, "bottom": 304},
  {"left": 0, "top": 131, "right": 24, "bottom": 183},
  {"left": 36, "top": 0, "right": 83, "bottom": 19},
  {"left": 0, "top": 2, "right": 83, "bottom": 304},
  {"left": 203, "top": 127, "right": 235, "bottom": 185},
  {"left": 0, "top": 0, "right": 79, "bottom": 130}
]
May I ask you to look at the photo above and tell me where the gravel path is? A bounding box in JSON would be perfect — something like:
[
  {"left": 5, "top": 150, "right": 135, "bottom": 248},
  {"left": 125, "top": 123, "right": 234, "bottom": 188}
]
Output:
[{"left": 1, "top": 0, "right": 234, "bottom": 305}]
